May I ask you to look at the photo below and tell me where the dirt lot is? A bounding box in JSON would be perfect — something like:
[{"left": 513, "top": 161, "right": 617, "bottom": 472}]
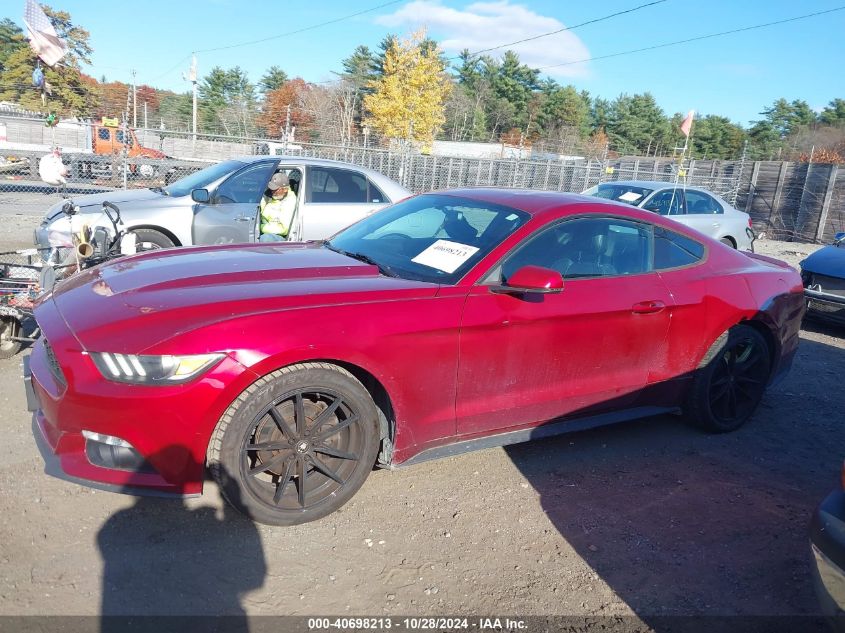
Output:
[{"left": 0, "top": 208, "right": 842, "bottom": 625}]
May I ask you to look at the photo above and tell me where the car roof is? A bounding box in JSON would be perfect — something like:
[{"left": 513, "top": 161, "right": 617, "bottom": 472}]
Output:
[{"left": 428, "top": 187, "right": 610, "bottom": 217}]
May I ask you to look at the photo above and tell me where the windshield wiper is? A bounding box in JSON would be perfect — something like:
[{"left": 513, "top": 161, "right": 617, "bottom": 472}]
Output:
[
  {"left": 150, "top": 186, "right": 170, "bottom": 196},
  {"left": 324, "top": 243, "right": 396, "bottom": 277}
]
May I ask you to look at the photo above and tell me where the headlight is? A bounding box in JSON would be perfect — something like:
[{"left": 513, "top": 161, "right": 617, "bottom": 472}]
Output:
[{"left": 90, "top": 352, "right": 224, "bottom": 384}]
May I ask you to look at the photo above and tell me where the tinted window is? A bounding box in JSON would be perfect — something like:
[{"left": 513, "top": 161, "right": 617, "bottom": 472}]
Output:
[
  {"left": 308, "top": 167, "right": 377, "bottom": 203},
  {"left": 684, "top": 190, "right": 723, "bottom": 214},
  {"left": 502, "top": 218, "right": 652, "bottom": 281},
  {"left": 98, "top": 128, "right": 110, "bottom": 141},
  {"left": 643, "top": 190, "right": 684, "bottom": 215},
  {"left": 215, "top": 162, "right": 277, "bottom": 204},
  {"left": 654, "top": 226, "right": 705, "bottom": 269}
]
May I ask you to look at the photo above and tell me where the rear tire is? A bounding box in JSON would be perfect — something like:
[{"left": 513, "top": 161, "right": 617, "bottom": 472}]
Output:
[
  {"left": 130, "top": 228, "right": 175, "bottom": 251},
  {"left": 207, "top": 362, "right": 380, "bottom": 526},
  {"left": 686, "top": 325, "right": 770, "bottom": 433}
]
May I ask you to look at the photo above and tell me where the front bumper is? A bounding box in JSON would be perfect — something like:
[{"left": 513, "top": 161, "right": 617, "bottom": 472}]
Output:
[
  {"left": 810, "top": 488, "right": 845, "bottom": 629},
  {"left": 804, "top": 288, "right": 845, "bottom": 325},
  {"left": 25, "top": 299, "right": 257, "bottom": 496}
]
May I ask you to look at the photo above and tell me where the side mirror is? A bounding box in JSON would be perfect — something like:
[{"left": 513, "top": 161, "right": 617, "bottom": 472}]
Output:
[
  {"left": 834, "top": 232, "right": 845, "bottom": 244},
  {"left": 191, "top": 188, "right": 210, "bottom": 203},
  {"left": 490, "top": 265, "right": 564, "bottom": 295}
]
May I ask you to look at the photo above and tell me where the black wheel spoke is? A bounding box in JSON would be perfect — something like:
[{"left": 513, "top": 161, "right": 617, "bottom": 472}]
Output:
[
  {"left": 249, "top": 451, "right": 290, "bottom": 477},
  {"left": 315, "top": 414, "right": 358, "bottom": 441},
  {"left": 314, "top": 444, "right": 358, "bottom": 461},
  {"left": 268, "top": 407, "right": 295, "bottom": 440},
  {"left": 294, "top": 393, "right": 306, "bottom": 436},
  {"left": 246, "top": 441, "right": 291, "bottom": 451},
  {"left": 727, "top": 386, "right": 738, "bottom": 419},
  {"left": 311, "top": 456, "right": 345, "bottom": 485},
  {"left": 273, "top": 458, "right": 296, "bottom": 504},
  {"left": 310, "top": 397, "right": 344, "bottom": 436},
  {"left": 297, "top": 457, "right": 307, "bottom": 507}
]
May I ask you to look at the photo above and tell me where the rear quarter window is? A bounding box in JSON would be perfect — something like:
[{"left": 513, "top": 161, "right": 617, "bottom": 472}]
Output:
[{"left": 654, "top": 226, "right": 705, "bottom": 269}]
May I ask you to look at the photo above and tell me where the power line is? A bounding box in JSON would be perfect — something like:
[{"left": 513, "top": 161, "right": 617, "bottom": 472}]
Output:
[
  {"left": 455, "top": 0, "right": 668, "bottom": 60},
  {"left": 538, "top": 5, "right": 845, "bottom": 70},
  {"left": 193, "top": 0, "right": 404, "bottom": 54}
]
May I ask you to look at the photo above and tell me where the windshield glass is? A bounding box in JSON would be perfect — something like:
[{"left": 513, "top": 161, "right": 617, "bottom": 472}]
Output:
[
  {"left": 163, "top": 159, "right": 245, "bottom": 197},
  {"left": 328, "top": 193, "right": 530, "bottom": 285},
  {"left": 584, "top": 184, "right": 655, "bottom": 206}
]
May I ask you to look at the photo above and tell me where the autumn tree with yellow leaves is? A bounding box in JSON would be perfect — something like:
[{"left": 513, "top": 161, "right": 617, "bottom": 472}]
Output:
[{"left": 363, "top": 30, "right": 451, "bottom": 147}]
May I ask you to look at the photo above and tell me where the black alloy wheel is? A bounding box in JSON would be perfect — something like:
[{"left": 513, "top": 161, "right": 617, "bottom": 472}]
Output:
[
  {"left": 242, "top": 388, "right": 365, "bottom": 511},
  {"left": 687, "top": 325, "right": 771, "bottom": 433},
  {"left": 208, "top": 363, "right": 380, "bottom": 525}
]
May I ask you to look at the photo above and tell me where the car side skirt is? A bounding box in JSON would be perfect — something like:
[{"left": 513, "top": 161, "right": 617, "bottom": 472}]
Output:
[{"left": 392, "top": 405, "right": 680, "bottom": 469}]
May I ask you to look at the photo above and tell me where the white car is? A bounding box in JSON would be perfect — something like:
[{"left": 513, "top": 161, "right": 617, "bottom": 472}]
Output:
[
  {"left": 35, "top": 157, "right": 411, "bottom": 251},
  {"left": 583, "top": 180, "right": 754, "bottom": 250}
]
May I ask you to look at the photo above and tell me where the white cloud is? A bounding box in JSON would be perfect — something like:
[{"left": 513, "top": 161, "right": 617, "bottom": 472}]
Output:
[{"left": 375, "top": 1, "right": 591, "bottom": 78}]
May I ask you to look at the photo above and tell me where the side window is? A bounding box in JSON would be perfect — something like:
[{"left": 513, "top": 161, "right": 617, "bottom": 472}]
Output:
[
  {"left": 115, "top": 130, "right": 133, "bottom": 146},
  {"left": 308, "top": 167, "right": 373, "bottom": 203},
  {"left": 501, "top": 218, "right": 652, "bottom": 281},
  {"left": 643, "top": 190, "right": 684, "bottom": 216},
  {"left": 98, "top": 128, "right": 110, "bottom": 141},
  {"left": 654, "top": 226, "right": 705, "bottom": 269},
  {"left": 215, "top": 162, "right": 276, "bottom": 204},
  {"left": 368, "top": 179, "right": 387, "bottom": 203},
  {"left": 684, "top": 190, "right": 723, "bottom": 214}
]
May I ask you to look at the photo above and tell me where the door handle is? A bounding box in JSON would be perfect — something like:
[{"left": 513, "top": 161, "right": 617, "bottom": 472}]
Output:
[
  {"left": 632, "top": 300, "right": 666, "bottom": 314},
  {"left": 711, "top": 222, "right": 720, "bottom": 228},
  {"left": 235, "top": 216, "right": 251, "bottom": 222}
]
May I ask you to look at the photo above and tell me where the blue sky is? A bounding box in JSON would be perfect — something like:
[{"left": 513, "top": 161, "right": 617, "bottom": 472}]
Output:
[{"left": 10, "top": 0, "right": 845, "bottom": 126}]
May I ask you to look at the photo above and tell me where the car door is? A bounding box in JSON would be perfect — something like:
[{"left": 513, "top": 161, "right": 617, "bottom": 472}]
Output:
[
  {"left": 192, "top": 161, "right": 277, "bottom": 245},
  {"left": 301, "top": 166, "right": 389, "bottom": 240},
  {"left": 678, "top": 189, "right": 725, "bottom": 240},
  {"left": 455, "top": 216, "right": 674, "bottom": 436}
]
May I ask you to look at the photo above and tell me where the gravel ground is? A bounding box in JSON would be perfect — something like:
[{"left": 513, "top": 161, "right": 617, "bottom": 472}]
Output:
[{"left": 0, "top": 204, "right": 842, "bottom": 625}]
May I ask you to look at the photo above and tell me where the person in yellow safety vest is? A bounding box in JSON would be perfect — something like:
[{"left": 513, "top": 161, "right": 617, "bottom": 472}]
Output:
[{"left": 259, "top": 172, "right": 297, "bottom": 241}]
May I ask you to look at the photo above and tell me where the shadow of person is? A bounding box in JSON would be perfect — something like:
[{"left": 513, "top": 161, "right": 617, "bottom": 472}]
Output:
[{"left": 97, "top": 447, "right": 266, "bottom": 633}]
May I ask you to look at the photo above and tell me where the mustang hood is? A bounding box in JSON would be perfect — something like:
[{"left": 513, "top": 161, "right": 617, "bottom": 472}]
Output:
[
  {"left": 41, "top": 243, "right": 438, "bottom": 352},
  {"left": 801, "top": 245, "right": 845, "bottom": 277}
]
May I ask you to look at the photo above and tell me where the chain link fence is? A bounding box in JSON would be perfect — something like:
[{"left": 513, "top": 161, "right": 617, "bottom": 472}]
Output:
[{"left": 1, "top": 114, "right": 843, "bottom": 244}]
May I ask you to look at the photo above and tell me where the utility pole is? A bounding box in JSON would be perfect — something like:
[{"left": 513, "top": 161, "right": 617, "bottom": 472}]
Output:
[
  {"left": 283, "top": 103, "right": 291, "bottom": 151},
  {"left": 184, "top": 55, "right": 198, "bottom": 154},
  {"left": 131, "top": 69, "right": 137, "bottom": 128}
]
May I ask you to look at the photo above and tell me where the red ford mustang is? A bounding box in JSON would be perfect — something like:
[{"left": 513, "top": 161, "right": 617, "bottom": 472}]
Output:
[{"left": 25, "top": 189, "right": 805, "bottom": 525}]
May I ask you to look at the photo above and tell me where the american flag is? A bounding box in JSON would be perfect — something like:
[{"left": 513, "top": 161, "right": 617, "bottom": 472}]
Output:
[{"left": 23, "top": 0, "right": 67, "bottom": 67}]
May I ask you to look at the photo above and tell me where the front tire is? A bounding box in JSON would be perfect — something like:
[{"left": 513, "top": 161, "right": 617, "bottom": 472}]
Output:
[
  {"left": 207, "top": 363, "right": 380, "bottom": 526},
  {"left": 130, "top": 228, "right": 175, "bottom": 251},
  {"left": 686, "top": 325, "right": 771, "bottom": 433}
]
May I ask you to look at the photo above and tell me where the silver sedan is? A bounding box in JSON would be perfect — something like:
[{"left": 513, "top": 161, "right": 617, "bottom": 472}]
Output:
[
  {"left": 582, "top": 180, "right": 754, "bottom": 250},
  {"left": 35, "top": 156, "right": 411, "bottom": 250}
]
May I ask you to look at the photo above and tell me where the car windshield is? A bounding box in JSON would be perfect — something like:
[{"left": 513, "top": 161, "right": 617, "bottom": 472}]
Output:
[
  {"left": 163, "top": 159, "right": 246, "bottom": 197},
  {"left": 584, "top": 184, "right": 654, "bottom": 206},
  {"left": 327, "top": 193, "right": 530, "bottom": 285}
]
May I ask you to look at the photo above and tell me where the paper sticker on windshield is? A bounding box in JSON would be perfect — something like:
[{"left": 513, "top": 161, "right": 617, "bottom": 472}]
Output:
[
  {"left": 412, "top": 240, "right": 479, "bottom": 273},
  {"left": 618, "top": 191, "right": 643, "bottom": 203}
]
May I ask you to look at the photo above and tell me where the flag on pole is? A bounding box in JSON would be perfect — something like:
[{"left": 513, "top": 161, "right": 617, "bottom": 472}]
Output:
[
  {"left": 680, "top": 110, "right": 695, "bottom": 138},
  {"left": 23, "top": 0, "right": 67, "bottom": 67}
]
